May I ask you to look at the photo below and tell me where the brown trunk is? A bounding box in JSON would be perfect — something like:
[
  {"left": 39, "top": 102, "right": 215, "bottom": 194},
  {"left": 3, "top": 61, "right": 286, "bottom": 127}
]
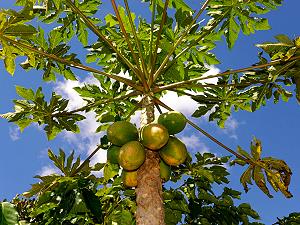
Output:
[{"left": 135, "top": 96, "right": 165, "bottom": 225}]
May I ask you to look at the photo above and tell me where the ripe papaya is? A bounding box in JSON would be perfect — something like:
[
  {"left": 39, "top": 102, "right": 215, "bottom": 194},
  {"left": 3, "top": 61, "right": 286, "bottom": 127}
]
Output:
[
  {"left": 140, "top": 123, "right": 169, "bottom": 150},
  {"left": 122, "top": 170, "right": 138, "bottom": 187},
  {"left": 118, "top": 141, "right": 145, "bottom": 171},
  {"left": 160, "top": 136, "right": 187, "bottom": 166}
]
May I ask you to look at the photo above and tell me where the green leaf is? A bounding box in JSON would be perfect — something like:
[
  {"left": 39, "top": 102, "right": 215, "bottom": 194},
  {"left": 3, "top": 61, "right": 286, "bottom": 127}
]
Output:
[
  {"left": 227, "top": 14, "right": 240, "bottom": 48},
  {"left": 111, "top": 210, "right": 134, "bottom": 225},
  {"left": 172, "top": 0, "right": 192, "bottom": 12},
  {"left": 0, "top": 202, "right": 19, "bottom": 225},
  {"left": 15, "top": 86, "right": 35, "bottom": 100},
  {"left": 62, "top": 68, "right": 77, "bottom": 81},
  {"left": 254, "top": 18, "right": 271, "bottom": 31},
  {"left": 165, "top": 207, "right": 183, "bottom": 225},
  {"left": 30, "top": 202, "right": 57, "bottom": 217},
  {"left": 230, "top": 158, "right": 247, "bottom": 166},
  {"left": 193, "top": 168, "right": 214, "bottom": 183},
  {"left": 275, "top": 34, "right": 294, "bottom": 45},
  {"left": 48, "top": 149, "right": 65, "bottom": 173},
  {"left": 46, "top": 125, "right": 62, "bottom": 141},
  {"left": 104, "top": 162, "right": 119, "bottom": 181},
  {"left": 66, "top": 151, "right": 75, "bottom": 173},
  {"left": 48, "top": 28, "right": 63, "bottom": 49},
  {"left": 237, "top": 146, "right": 251, "bottom": 159},
  {"left": 77, "top": 20, "right": 88, "bottom": 46},
  {"left": 3, "top": 49, "right": 16, "bottom": 75},
  {"left": 53, "top": 0, "right": 63, "bottom": 9},
  {"left": 81, "top": 188, "right": 103, "bottom": 223},
  {"left": 4, "top": 24, "right": 37, "bottom": 37}
]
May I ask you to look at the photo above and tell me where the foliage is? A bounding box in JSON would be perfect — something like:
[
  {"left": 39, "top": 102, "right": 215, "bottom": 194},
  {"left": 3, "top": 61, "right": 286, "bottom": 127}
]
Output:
[
  {"left": 2, "top": 150, "right": 266, "bottom": 225},
  {"left": 0, "top": 86, "right": 85, "bottom": 140},
  {"left": 231, "top": 137, "right": 292, "bottom": 198},
  {"left": 0, "top": 0, "right": 300, "bottom": 224},
  {"left": 273, "top": 212, "right": 300, "bottom": 225},
  {"left": 0, "top": 202, "right": 19, "bottom": 225}
]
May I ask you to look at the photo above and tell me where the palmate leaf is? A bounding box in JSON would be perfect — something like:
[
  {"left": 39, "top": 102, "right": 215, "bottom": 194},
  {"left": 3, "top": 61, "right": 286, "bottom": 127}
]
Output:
[
  {"left": 192, "top": 76, "right": 254, "bottom": 128},
  {"left": 274, "top": 212, "right": 300, "bottom": 225},
  {"left": 3, "top": 24, "right": 37, "bottom": 37},
  {"left": 174, "top": 152, "right": 262, "bottom": 224},
  {"left": 0, "top": 86, "right": 85, "bottom": 140},
  {"left": 191, "top": 38, "right": 299, "bottom": 126},
  {"left": 48, "top": 149, "right": 82, "bottom": 176},
  {"left": 23, "top": 174, "right": 59, "bottom": 198},
  {"left": 0, "top": 41, "right": 24, "bottom": 75},
  {"left": 253, "top": 35, "right": 300, "bottom": 105},
  {"left": 261, "top": 157, "right": 293, "bottom": 198},
  {"left": 0, "top": 1, "right": 97, "bottom": 81},
  {"left": 256, "top": 35, "right": 295, "bottom": 60},
  {"left": 252, "top": 166, "right": 273, "bottom": 198},
  {"left": 207, "top": 0, "right": 281, "bottom": 48},
  {"left": 240, "top": 166, "right": 253, "bottom": 192},
  {"left": 232, "top": 137, "right": 293, "bottom": 198}
]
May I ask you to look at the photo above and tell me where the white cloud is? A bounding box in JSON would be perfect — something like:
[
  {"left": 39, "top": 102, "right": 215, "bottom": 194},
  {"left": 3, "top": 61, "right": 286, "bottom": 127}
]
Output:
[
  {"left": 130, "top": 110, "right": 142, "bottom": 127},
  {"left": 130, "top": 91, "right": 199, "bottom": 127},
  {"left": 9, "top": 126, "right": 20, "bottom": 141},
  {"left": 160, "top": 91, "right": 198, "bottom": 116},
  {"left": 39, "top": 165, "right": 61, "bottom": 176},
  {"left": 54, "top": 76, "right": 107, "bottom": 164},
  {"left": 201, "top": 65, "right": 221, "bottom": 84},
  {"left": 179, "top": 134, "right": 210, "bottom": 153},
  {"left": 222, "top": 117, "right": 240, "bottom": 140},
  {"left": 155, "top": 66, "right": 221, "bottom": 121}
]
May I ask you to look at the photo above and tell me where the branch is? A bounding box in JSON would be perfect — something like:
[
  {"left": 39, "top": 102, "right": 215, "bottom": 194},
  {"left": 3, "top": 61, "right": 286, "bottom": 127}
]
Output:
[
  {"left": 65, "top": 0, "right": 140, "bottom": 80},
  {"left": 53, "top": 90, "right": 141, "bottom": 117},
  {"left": 154, "top": 102, "right": 163, "bottom": 114},
  {"left": 152, "top": 0, "right": 212, "bottom": 82},
  {"left": 148, "top": 0, "right": 157, "bottom": 73},
  {"left": 151, "top": 96, "right": 253, "bottom": 165},
  {"left": 155, "top": 80, "right": 269, "bottom": 94},
  {"left": 70, "top": 144, "right": 102, "bottom": 176},
  {"left": 111, "top": 0, "right": 140, "bottom": 66},
  {"left": 124, "top": 0, "right": 150, "bottom": 82},
  {"left": 149, "top": 0, "right": 170, "bottom": 85},
  {"left": 152, "top": 56, "right": 300, "bottom": 93},
  {"left": 0, "top": 35, "right": 144, "bottom": 92},
  {"left": 110, "top": 0, "right": 148, "bottom": 89}
]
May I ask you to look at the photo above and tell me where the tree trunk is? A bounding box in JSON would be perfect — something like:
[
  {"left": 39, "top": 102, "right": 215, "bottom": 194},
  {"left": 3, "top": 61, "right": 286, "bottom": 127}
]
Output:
[{"left": 135, "top": 96, "right": 165, "bottom": 225}]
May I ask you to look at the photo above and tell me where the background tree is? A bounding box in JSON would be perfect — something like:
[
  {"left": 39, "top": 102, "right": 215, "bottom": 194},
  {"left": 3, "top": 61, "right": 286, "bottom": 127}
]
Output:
[{"left": 0, "top": 0, "right": 299, "bottom": 224}]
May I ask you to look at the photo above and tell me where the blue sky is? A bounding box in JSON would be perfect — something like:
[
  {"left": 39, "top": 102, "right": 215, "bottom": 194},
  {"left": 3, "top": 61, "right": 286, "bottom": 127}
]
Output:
[{"left": 0, "top": 1, "right": 300, "bottom": 224}]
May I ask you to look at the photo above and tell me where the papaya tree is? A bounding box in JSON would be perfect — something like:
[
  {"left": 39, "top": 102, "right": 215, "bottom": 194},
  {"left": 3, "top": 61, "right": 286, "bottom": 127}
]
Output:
[{"left": 0, "top": 0, "right": 299, "bottom": 224}]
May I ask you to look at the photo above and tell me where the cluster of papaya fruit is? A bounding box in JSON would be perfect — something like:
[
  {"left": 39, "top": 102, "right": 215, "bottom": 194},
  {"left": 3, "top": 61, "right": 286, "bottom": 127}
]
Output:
[{"left": 106, "top": 111, "right": 188, "bottom": 187}]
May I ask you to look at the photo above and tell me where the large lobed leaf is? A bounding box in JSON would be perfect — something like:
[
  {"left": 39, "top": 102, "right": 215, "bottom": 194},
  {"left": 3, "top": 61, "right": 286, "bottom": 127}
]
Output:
[
  {"left": 231, "top": 137, "right": 293, "bottom": 198},
  {"left": 0, "top": 86, "right": 85, "bottom": 140}
]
